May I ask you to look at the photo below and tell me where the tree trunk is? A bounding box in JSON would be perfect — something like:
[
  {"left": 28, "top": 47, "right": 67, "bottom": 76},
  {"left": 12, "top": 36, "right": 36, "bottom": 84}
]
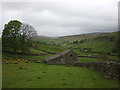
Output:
[
  {"left": 21, "top": 36, "right": 25, "bottom": 54},
  {"left": 14, "top": 49, "right": 16, "bottom": 53}
]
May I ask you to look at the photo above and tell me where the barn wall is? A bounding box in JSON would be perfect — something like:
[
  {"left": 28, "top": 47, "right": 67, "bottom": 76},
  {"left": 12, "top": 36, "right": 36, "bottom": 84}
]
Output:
[
  {"left": 46, "top": 51, "right": 78, "bottom": 65},
  {"left": 63, "top": 51, "right": 78, "bottom": 65},
  {"left": 46, "top": 56, "right": 63, "bottom": 64}
]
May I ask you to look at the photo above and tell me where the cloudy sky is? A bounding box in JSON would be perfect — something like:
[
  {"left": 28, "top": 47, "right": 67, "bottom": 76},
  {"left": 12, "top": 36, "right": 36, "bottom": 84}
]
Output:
[{"left": 0, "top": 0, "right": 119, "bottom": 37}]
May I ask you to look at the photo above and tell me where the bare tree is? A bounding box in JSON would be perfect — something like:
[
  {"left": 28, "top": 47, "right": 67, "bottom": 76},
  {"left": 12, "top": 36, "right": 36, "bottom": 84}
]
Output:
[
  {"left": 20, "top": 24, "right": 37, "bottom": 39},
  {"left": 20, "top": 23, "right": 37, "bottom": 53}
]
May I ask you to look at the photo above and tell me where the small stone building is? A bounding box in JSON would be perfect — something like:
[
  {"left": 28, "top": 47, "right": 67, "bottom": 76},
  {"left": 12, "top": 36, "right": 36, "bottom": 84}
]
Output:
[{"left": 45, "top": 50, "right": 78, "bottom": 65}]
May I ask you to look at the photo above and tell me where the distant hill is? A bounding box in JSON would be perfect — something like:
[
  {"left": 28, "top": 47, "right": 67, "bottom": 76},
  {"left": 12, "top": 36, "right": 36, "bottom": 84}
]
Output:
[
  {"left": 32, "top": 35, "right": 62, "bottom": 44},
  {"left": 55, "top": 32, "right": 110, "bottom": 42},
  {"left": 32, "top": 35, "right": 54, "bottom": 42},
  {"left": 33, "top": 32, "right": 118, "bottom": 43},
  {"left": 57, "top": 31, "right": 118, "bottom": 56},
  {"left": 78, "top": 32, "right": 118, "bottom": 53}
]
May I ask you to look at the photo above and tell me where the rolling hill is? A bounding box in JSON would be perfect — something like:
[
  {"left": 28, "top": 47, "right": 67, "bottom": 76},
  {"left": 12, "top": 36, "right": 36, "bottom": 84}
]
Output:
[
  {"left": 54, "top": 31, "right": 119, "bottom": 61},
  {"left": 55, "top": 32, "right": 109, "bottom": 42},
  {"left": 2, "top": 31, "right": 119, "bottom": 88}
]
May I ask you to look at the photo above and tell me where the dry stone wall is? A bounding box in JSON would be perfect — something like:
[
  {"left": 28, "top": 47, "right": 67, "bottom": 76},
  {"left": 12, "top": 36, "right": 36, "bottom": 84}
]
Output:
[{"left": 74, "top": 61, "right": 120, "bottom": 79}]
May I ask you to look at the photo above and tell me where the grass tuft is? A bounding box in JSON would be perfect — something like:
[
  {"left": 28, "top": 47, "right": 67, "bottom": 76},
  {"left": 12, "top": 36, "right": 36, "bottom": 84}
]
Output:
[
  {"left": 18, "top": 67, "right": 23, "bottom": 69},
  {"left": 27, "top": 79, "right": 32, "bottom": 81},
  {"left": 42, "top": 71, "right": 46, "bottom": 73},
  {"left": 61, "top": 78, "right": 66, "bottom": 80},
  {"left": 37, "top": 76, "right": 41, "bottom": 79},
  {"left": 62, "top": 83, "right": 67, "bottom": 86},
  {"left": 8, "top": 82, "right": 11, "bottom": 84}
]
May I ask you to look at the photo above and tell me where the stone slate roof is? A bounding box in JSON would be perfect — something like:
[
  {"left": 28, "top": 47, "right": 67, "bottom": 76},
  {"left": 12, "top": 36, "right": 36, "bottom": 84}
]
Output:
[{"left": 46, "top": 50, "right": 71, "bottom": 61}]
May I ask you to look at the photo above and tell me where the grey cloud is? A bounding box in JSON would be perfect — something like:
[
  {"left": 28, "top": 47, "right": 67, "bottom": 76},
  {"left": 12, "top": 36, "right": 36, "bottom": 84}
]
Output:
[{"left": 1, "top": 0, "right": 118, "bottom": 37}]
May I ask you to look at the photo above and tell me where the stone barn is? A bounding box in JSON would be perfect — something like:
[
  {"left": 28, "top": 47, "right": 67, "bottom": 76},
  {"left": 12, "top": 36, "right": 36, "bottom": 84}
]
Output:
[{"left": 45, "top": 50, "right": 78, "bottom": 65}]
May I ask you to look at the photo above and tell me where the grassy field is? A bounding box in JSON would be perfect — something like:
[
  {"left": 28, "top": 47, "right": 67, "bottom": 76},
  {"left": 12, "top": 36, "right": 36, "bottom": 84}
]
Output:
[
  {"left": 2, "top": 63, "right": 119, "bottom": 88},
  {"left": 58, "top": 32, "right": 119, "bottom": 61},
  {"left": 55, "top": 33, "right": 104, "bottom": 42},
  {"left": 2, "top": 44, "right": 65, "bottom": 61},
  {"left": 28, "top": 48, "right": 46, "bottom": 54},
  {"left": 78, "top": 58, "right": 101, "bottom": 62},
  {"left": 2, "top": 31, "right": 119, "bottom": 88},
  {"left": 38, "top": 44, "right": 65, "bottom": 53},
  {"left": 23, "top": 54, "right": 53, "bottom": 60}
]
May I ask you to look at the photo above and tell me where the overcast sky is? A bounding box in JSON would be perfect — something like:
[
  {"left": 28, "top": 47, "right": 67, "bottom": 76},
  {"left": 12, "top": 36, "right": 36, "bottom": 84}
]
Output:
[{"left": 0, "top": 0, "right": 119, "bottom": 37}]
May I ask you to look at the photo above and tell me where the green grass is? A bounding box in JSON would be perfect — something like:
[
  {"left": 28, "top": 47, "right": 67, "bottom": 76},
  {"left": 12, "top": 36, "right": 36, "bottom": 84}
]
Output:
[
  {"left": 2, "top": 52, "right": 20, "bottom": 60},
  {"left": 23, "top": 54, "right": 53, "bottom": 60},
  {"left": 2, "top": 32, "right": 119, "bottom": 88},
  {"left": 2, "top": 63, "right": 119, "bottom": 88},
  {"left": 2, "top": 44, "right": 65, "bottom": 61},
  {"left": 55, "top": 33, "right": 102, "bottom": 42},
  {"left": 2, "top": 52, "right": 52, "bottom": 61},
  {"left": 28, "top": 48, "right": 46, "bottom": 54},
  {"left": 59, "top": 32, "right": 118, "bottom": 58},
  {"left": 38, "top": 44, "right": 65, "bottom": 53},
  {"left": 78, "top": 58, "right": 101, "bottom": 62},
  {"left": 33, "top": 36, "right": 56, "bottom": 42},
  {"left": 62, "top": 40, "right": 118, "bottom": 61},
  {"left": 73, "top": 40, "right": 115, "bottom": 53}
]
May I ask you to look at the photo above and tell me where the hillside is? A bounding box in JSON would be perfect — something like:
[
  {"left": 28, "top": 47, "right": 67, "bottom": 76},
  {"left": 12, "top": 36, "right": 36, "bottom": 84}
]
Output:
[
  {"left": 55, "top": 31, "right": 119, "bottom": 61},
  {"left": 55, "top": 32, "right": 109, "bottom": 42},
  {"left": 32, "top": 35, "right": 55, "bottom": 42},
  {"left": 32, "top": 35, "right": 62, "bottom": 44},
  {"left": 78, "top": 32, "right": 118, "bottom": 53},
  {"left": 31, "top": 31, "right": 119, "bottom": 58},
  {"left": 2, "top": 31, "right": 119, "bottom": 88},
  {"left": 2, "top": 31, "right": 119, "bottom": 62}
]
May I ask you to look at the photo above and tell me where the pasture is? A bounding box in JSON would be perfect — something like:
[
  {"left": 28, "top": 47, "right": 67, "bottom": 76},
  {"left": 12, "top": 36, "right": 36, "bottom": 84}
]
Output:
[
  {"left": 2, "top": 32, "right": 119, "bottom": 88},
  {"left": 2, "top": 63, "right": 119, "bottom": 88}
]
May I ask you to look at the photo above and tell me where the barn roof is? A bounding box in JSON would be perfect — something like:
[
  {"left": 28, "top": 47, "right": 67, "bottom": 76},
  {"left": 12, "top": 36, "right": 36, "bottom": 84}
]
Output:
[{"left": 46, "top": 50, "right": 71, "bottom": 61}]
